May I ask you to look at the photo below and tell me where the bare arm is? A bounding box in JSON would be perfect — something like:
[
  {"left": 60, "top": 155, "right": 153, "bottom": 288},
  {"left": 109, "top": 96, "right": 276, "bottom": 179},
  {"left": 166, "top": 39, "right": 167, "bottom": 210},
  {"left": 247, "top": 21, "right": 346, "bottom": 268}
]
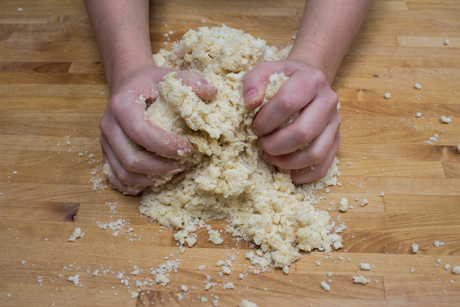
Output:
[
  {"left": 85, "top": 0, "right": 153, "bottom": 92},
  {"left": 288, "top": 0, "right": 372, "bottom": 83}
]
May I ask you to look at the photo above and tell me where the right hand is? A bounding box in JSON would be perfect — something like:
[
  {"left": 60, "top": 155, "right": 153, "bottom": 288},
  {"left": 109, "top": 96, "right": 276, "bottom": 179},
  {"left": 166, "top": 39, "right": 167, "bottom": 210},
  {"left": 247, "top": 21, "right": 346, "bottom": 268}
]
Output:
[{"left": 100, "top": 64, "right": 217, "bottom": 195}]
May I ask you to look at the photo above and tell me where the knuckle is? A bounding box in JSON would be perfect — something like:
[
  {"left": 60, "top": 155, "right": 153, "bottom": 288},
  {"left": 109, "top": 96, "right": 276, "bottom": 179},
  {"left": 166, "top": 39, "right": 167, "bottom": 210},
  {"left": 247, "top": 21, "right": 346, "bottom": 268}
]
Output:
[
  {"left": 120, "top": 155, "right": 137, "bottom": 172},
  {"left": 99, "top": 117, "right": 110, "bottom": 133},
  {"left": 294, "top": 125, "right": 314, "bottom": 144},
  {"left": 311, "top": 148, "right": 327, "bottom": 164},
  {"left": 317, "top": 167, "right": 329, "bottom": 179},
  {"left": 278, "top": 93, "right": 298, "bottom": 114},
  {"left": 116, "top": 171, "right": 131, "bottom": 186},
  {"left": 310, "top": 69, "right": 327, "bottom": 88},
  {"left": 336, "top": 112, "right": 342, "bottom": 125}
]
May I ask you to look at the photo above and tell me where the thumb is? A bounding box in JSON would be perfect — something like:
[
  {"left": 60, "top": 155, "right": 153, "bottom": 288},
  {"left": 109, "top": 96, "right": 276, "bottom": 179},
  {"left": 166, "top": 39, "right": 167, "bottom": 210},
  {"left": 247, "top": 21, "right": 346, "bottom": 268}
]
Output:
[
  {"left": 177, "top": 71, "right": 218, "bottom": 101},
  {"left": 243, "top": 61, "right": 285, "bottom": 109}
]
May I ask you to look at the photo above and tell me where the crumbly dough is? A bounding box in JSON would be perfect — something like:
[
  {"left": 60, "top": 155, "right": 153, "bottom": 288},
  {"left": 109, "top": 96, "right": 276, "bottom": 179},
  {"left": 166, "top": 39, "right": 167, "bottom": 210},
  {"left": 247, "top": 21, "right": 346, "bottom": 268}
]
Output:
[
  {"left": 140, "top": 25, "right": 341, "bottom": 269},
  {"left": 412, "top": 243, "right": 419, "bottom": 253}
]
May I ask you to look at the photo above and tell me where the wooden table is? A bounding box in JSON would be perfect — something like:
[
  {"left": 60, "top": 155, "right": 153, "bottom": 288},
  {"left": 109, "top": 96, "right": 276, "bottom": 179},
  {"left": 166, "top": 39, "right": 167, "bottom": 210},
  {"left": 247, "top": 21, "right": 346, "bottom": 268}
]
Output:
[{"left": 1, "top": 0, "right": 460, "bottom": 306}]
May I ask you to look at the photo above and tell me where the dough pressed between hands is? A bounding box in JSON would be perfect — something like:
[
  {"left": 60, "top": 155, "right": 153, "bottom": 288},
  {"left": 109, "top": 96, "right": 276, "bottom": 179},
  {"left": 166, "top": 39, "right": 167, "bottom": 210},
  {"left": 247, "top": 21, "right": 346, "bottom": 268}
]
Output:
[{"left": 128, "top": 25, "right": 342, "bottom": 268}]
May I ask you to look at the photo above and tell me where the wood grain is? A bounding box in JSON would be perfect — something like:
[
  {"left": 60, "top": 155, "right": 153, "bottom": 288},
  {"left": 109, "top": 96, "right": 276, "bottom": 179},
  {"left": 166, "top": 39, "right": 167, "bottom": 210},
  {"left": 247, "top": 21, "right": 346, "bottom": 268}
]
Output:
[{"left": 1, "top": 0, "right": 460, "bottom": 306}]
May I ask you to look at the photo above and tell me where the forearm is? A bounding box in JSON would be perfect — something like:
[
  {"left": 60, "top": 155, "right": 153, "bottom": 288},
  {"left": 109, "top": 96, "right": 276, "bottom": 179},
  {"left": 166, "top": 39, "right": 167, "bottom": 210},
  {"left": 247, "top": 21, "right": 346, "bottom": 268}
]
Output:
[
  {"left": 288, "top": 0, "right": 372, "bottom": 84},
  {"left": 85, "top": 0, "right": 153, "bottom": 91}
]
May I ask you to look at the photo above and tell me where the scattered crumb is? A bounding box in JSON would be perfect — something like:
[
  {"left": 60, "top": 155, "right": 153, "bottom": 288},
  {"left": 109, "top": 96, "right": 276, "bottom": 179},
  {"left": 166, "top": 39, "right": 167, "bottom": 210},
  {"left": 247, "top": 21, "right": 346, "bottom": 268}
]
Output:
[
  {"left": 384, "top": 93, "right": 391, "bottom": 99},
  {"left": 412, "top": 243, "right": 419, "bottom": 253},
  {"left": 239, "top": 299, "right": 257, "bottom": 307},
  {"left": 320, "top": 281, "right": 331, "bottom": 292},
  {"left": 339, "top": 198, "right": 348, "bottom": 212},
  {"left": 414, "top": 83, "right": 422, "bottom": 90},
  {"left": 223, "top": 282, "right": 235, "bottom": 290},
  {"left": 359, "top": 263, "right": 372, "bottom": 271},
  {"left": 68, "top": 274, "right": 80, "bottom": 286},
  {"left": 360, "top": 199, "right": 369, "bottom": 207},
  {"left": 353, "top": 275, "right": 370, "bottom": 285},
  {"left": 68, "top": 227, "right": 83, "bottom": 242},
  {"left": 440, "top": 116, "right": 452, "bottom": 124}
]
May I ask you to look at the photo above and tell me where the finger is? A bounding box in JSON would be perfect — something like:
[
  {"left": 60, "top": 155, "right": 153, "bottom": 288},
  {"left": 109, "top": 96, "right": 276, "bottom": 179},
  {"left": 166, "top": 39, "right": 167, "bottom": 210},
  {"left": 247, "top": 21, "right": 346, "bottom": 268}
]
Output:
[
  {"left": 110, "top": 96, "right": 193, "bottom": 159},
  {"left": 177, "top": 70, "right": 218, "bottom": 100},
  {"left": 258, "top": 91, "right": 339, "bottom": 155},
  {"left": 100, "top": 133, "right": 160, "bottom": 187},
  {"left": 263, "top": 112, "right": 341, "bottom": 169},
  {"left": 100, "top": 116, "right": 192, "bottom": 175},
  {"left": 253, "top": 69, "right": 330, "bottom": 137},
  {"left": 290, "top": 130, "right": 341, "bottom": 184},
  {"left": 243, "top": 61, "right": 287, "bottom": 109},
  {"left": 101, "top": 151, "right": 146, "bottom": 196}
]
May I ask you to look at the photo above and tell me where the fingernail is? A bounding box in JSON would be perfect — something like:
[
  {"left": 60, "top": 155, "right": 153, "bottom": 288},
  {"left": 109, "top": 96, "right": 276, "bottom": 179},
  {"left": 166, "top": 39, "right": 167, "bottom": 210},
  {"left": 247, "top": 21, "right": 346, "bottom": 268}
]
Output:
[{"left": 244, "top": 89, "right": 258, "bottom": 105}]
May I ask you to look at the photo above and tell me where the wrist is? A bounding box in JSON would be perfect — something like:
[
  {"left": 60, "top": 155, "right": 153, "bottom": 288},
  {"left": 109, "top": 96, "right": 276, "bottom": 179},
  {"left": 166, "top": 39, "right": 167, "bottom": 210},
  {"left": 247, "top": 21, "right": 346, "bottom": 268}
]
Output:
[
  {"left": 108, "top": 54, "right": 154, "bottom": 92},
  {"left": 287, "top": 41, "right": 335, "bottom": 85}
]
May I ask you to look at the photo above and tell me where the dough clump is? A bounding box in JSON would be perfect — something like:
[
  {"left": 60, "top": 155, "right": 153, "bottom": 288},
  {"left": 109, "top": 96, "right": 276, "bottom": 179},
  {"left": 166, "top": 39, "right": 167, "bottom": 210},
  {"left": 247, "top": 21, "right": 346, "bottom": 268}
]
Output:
[{"left": 140, "top": 25, "right": 342, "bottom": 269}]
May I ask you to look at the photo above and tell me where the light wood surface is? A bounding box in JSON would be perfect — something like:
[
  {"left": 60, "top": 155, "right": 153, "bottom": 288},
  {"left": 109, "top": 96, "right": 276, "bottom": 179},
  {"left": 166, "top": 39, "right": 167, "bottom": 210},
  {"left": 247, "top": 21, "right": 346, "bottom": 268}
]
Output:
[{"left": 1, "top": 0, "right": 460, "bottom": 306}]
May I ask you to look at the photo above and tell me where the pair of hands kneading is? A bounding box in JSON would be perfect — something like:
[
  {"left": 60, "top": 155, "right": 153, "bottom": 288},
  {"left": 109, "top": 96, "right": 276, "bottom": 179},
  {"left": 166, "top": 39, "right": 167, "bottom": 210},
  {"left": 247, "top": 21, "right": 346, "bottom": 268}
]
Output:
[{"left": 100, "top": 60, "right": 341, "bottom": 195}]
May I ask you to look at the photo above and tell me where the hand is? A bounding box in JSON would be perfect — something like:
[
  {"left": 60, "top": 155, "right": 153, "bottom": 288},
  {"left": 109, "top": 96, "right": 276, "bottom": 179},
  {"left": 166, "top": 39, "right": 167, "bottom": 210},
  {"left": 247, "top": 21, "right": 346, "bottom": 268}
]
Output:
[
  {"left": 243, "top": 60, "right": 341, "bottom": 184},
  {"left": 100, "top": 64, "right": 217, "bottom": 195}
]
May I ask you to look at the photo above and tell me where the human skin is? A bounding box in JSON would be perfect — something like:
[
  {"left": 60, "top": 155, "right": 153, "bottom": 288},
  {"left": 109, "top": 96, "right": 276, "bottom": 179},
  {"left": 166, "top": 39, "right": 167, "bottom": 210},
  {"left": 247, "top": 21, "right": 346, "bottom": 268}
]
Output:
[
  {"left": 85, "top": 0, "right": 372, "bottom": 194},
  {"left": 243, "top": 0, "right": 372, "bottom": 183}
]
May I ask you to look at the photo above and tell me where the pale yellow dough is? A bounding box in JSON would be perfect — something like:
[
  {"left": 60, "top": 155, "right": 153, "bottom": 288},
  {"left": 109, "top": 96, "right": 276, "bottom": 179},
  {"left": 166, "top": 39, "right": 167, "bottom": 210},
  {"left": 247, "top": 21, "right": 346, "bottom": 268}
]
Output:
[{"left": 140, "top": 25, "right": 342, "bottom": 269}]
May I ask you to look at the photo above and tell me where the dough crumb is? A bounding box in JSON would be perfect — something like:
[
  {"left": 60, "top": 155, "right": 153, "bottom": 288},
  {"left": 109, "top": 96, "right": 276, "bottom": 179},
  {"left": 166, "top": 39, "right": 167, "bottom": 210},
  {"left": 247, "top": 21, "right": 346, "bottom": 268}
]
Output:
[
  {"left": 434, "top": 240, "right": 445, "bottom": 248},
  {"left": 68, "top": 274, "right": 80, "bottom": 286},
  {"left": 339, "top": 198, "right": 349, "bottom": 212},
  {"left": 445, "top": 264, "right": 451, "bottom": 270},
  {"left": 457, "top": 144, "right": 460, "bottom": 154},
  {"left": 444, "top": 39, "right": 450, "bottom": 46},
  {"left": 239, "top": 299, "right": 258, "bottom": 307},
  {"left": 415, "top": 112, "right": 422, "bottom": 118},
  {"left": 379, "top": 192, "right": 385, "bottom": 197},
  {"left": 353, "top": 275, "right": 370, "bottom": 285},
  {"left": 440, "top": 116, "right": 452, "bottom": 124},
  {"left": 68, "top": 227, "right": 83, "bottom": 242},
  {"left": 320, "top": 281, "right": 331, "bottom": 292},
  {"left": 452, "top": 266, "right": 460, "bottom": 275},
  {"left": 360, "top": 199, "right": 369, "bottom": 207},
  {"left": 223, "top": 282, "right": 235, "bottom": 290},
  {"left": 412, "top": 243, "right": 419, "bottom": 253},
  {"left": 359, "top": 263, "right": 372, "bottom": 271},
  {"left": 414, "top": 83, "right": 422, "bottom": 90},
  {"left": 384, "top": 93, "right": 391, "bottom": 99}
]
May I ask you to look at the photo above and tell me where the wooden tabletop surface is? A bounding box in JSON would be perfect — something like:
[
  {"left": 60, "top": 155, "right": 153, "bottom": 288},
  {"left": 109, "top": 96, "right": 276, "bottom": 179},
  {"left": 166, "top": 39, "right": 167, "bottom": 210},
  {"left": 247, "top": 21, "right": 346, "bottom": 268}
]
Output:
[{"left": 1, "top": 0, "right": 460, "bottom": 306}]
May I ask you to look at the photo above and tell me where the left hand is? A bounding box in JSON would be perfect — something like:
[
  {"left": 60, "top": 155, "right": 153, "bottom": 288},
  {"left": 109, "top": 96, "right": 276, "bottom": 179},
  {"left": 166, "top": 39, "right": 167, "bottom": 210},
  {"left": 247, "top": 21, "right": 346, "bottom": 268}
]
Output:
[{"left": 243, "top": 60, "right": 341, "bottom": 184}]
